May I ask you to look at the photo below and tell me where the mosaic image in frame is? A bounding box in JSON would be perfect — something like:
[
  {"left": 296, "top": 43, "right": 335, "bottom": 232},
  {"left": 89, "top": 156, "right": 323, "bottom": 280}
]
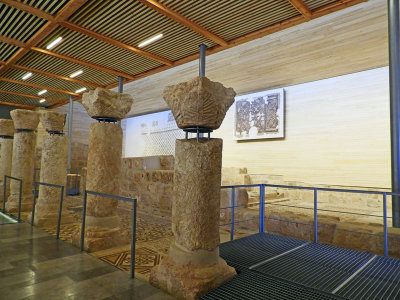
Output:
[{"left": 234, "top": 88, "right": 285, "bottom": 140}]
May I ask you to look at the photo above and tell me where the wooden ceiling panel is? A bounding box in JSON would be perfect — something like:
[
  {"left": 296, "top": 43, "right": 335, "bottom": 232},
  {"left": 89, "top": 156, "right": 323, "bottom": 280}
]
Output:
[
  {"left": 19, "top": 0, "right": 70, "bottom": 15},
  {"left": 304, "top": 0, "right": 338, "bottom": 10},
  {"left": 0, "top": 81, "right": 68, "bottom": 101},
  {"left": 36, "top": 26, "right": 163, "bottom": 76},
  {"left": 0, "top": 91, "right": 52, "bottom": 106},
  {"left": 0, "top": 41, "right": 19, "bottom": 61},
  {"left": 2, "top": 68, "right": 93, "bottom": 93},
  {"left": 16, "top": 50, "right": 117, "bottom": 86},
  {"left": 68, "top": 0, "right": 217, "bottom": 61},
  {"left": 0, "top": 3, "right": 47, "bottom": 42},
  {"left": 158, "top": 0, "right": 300, "bottom": 42}
]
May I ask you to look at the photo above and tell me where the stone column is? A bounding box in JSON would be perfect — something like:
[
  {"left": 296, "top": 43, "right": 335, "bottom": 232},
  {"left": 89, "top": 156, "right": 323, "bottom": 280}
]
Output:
[
  {"left": 32, "top": 111, "right": 72, "bottom": 226},
  {"left": 0, "top": 120, "right": 14, "bottom": 206},
  {"left": 6, "top": 110, "right": 39, "bottom": 213},
  {"left": 72, "top": 88, "right": 133, "bottom": 252},
  {"left": 150, "top": 77, "right": 237, "bottom": 300}
]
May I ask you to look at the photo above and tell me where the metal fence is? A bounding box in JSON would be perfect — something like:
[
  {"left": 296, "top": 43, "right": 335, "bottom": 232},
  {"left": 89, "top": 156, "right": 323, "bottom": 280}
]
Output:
[
  {"left": 79, "top": 190, "right": 137, "bottom": 278},
  {"left": 220, "top": 183, "right": 399, "bottom": 257},
  {"left": 31, "top": 182, "right": 65, "bottom": 239},
  {"left": 2, "top": 175, "right": 23, "bottom": 222}
]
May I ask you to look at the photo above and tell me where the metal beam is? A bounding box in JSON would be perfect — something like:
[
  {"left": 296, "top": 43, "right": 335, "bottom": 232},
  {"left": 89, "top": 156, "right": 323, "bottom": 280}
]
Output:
[
  {"left": 388, "top": 0, "right": 400, "bottom": 227},
  {"left": 199, "top": 44, "right": 206, "bottom": 77}
]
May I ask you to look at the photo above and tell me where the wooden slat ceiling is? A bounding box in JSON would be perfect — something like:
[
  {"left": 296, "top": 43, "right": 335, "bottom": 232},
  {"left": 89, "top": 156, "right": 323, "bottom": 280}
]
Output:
[{"left": 0, "top": 0, "right": 368, "bottom": 109}]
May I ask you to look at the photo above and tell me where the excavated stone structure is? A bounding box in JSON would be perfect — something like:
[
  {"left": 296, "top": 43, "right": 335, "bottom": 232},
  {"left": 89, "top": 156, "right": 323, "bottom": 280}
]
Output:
[
  {"left": 72, "top": 88, "right": 133, "bottom": 252},
  {"left": 32, "top": 111, "right": 71, "bottom": 226},
  {"left": 6, "top": 110, "right": 39, "bottom": 213},
  {"left": 0, "top": 119, "right": 14, "bottom": 206},
  {"left": 150, "top": 76, "right": 237, "bottom": 300}
]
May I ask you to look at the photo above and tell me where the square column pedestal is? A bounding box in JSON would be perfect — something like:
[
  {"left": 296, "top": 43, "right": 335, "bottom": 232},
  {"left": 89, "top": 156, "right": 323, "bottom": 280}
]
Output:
[{"left": 150, "top": 139, "right": 236, "bottom": 300}]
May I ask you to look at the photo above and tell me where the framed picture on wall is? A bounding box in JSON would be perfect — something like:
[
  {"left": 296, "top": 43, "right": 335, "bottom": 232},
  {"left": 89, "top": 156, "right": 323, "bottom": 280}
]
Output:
[{"left": 234, "top": 88, "right": 285, "bottom": 140}]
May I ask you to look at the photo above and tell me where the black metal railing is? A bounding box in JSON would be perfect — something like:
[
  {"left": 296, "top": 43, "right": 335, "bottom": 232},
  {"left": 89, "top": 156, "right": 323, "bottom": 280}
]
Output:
[
  {"left": 79, "top": 190, "right": 137, "bottom": 278},
  {"left": 2, "top": 175, "right": 23, "bottom": 222}
]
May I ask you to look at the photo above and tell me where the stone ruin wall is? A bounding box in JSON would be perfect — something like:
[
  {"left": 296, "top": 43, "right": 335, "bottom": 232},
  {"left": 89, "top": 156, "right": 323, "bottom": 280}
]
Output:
[{"left": 118, "top": 155, "right": 400, "bottom": 257}]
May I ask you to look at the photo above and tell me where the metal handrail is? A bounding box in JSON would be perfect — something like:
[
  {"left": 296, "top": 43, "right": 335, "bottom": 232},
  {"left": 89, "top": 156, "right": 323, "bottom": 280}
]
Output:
[
  {"left": 220, "top": 183, "right": 398, "bottom": 257},
  {"left": 31, "top": 182, "right": 65, "bottom": 239},
  {"left": 80, "top": 190, "right": 137, "bottom": 278},
  {"left": 3, "top": 175, "right": 23, "bottom": 222}
]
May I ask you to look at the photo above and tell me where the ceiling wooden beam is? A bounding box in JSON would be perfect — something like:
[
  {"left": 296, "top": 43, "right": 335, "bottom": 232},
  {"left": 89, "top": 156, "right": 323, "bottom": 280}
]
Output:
[
  {"left": 59, "top": 21, "right": 173, "bottom": 66},
  {"left": 10, "top": 64, "right": 105, "bottom": 88},
  {"left": 0, "top": 99, "right": 35, "bottom": 109},
  {"left": 136, "top": 0, "right": 228, "bottom": 47},
  {"left": 0, "top": 0, "right": 55, "bottom": 21},
  {"left": 311, "top": 0, "right": 368, "bottom": 18},
  {"left": 287, "top": 0, "right": 312, "bottom": 20},
  {"left": 0, "top": 36, "right": 26, "bottom": 48},
  {"left": 0, "top": 78, "right": 79, "bottom": 96},
  {"left": 0, "top": 89, "right": 66, "bottom": 104},
  {"left": 31, "top": 47, "right": 135, "bottom": 80}
]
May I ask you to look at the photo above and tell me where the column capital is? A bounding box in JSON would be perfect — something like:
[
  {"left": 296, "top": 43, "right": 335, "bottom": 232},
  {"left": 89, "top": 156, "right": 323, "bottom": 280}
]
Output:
[
  {"left": 40, "top": 111, "right": 66, "bottom": 133},
  {"left": 0, "top": 119, "right": 14, "bottom": 136},
  {"left": 10, "top": 109, "right": 39, "bottom": 131}
]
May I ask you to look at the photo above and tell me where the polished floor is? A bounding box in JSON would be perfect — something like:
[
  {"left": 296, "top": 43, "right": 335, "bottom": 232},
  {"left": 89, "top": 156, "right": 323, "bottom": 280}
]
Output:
[{"left": 0, "top": 222, "right": 175, "bottom": 300}]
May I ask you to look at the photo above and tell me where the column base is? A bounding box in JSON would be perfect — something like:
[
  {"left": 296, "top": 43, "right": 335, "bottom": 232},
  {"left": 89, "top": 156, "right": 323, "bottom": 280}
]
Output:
[
  {"left": 71, "top": 226, "right": 129, "bottom": 252},
  {"left": 5, "top": 194, "right": 32, "bottom": 214},
  {"left": 150, "top": 246, "right": 236, "bottom": 300},
  {"left": 30, "top": 210, "right": 76, "bottom": 227}
]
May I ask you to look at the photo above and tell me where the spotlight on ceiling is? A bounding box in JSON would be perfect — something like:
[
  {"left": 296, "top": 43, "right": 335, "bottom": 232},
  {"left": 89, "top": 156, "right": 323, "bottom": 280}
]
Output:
[
  {"left": 46, "top": 37, "right": 63, "bottom": 50},
  {"left": 38, "top": 89, "right": 47, "bottom": 95},
  {"left": 69, "top": 70, "right": 83, "bottom": 78},
  {"left": 39, "top": 99, "right": 46, "bottom": 103},
  {"left": 75, "top": 87, "right": 87, "bottom": 93},
  {"left": 22, "top": 72, "right": 32, "bottom": 80},
  {"left": 138, "top": 33, "right": 163, "bottom": 48}
]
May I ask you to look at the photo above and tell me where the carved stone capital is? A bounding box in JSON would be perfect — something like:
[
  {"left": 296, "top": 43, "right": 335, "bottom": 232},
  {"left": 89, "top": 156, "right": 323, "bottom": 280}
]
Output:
[
  {"left": 0, "top": 119, "right": 14, "bottom": 136},
  {"left": 163, "top": 76, "right": 236, "bottom": 130},
  {"left": 82, "top": 88, "right": 134, "bottom": 120},
  {"left": 10, "top": 109, "right": 39, "bottom": 130},
  {"left": 40, "top": 111, "right": 66, "bottom": 132}
]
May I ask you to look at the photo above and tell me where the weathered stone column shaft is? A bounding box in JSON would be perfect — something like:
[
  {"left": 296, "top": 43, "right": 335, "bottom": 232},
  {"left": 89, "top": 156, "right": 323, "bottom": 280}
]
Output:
[{"left": 0, "top": 137, "right": 13, "bottom": 203}]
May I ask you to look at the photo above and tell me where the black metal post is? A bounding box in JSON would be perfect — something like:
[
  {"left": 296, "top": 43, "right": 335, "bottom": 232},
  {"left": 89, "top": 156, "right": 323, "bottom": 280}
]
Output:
[
  {"left": 31, "top": 183, "right": 37, "bottom": 226},
  {"left": 230, "top": 187, "right": 235, "bottom": 241},
  {"left": 383, "top": 193, "right": 388, "bottom": 256},
  {"left": 80, "top": 191, "right": 87, "bottom": 252},
  {"left": 199, "top": 44, "right": 206, "bottom": 77},
  {"left": 67, "top": 95, "right": 73, "bottom": 170},
  {"left": 130, "top": 199, "right": 137, "bottom": 279},
  {"left": 2, "top": 175, "right": 6, "bottom": 212},
  {"left": 388, "top": 0, "right": 400, "bottom": 227},
  {"left": 17, "top": 180, "right": 22, "bottom": 222},
  {"left": 56, "top": 186, "right": 64, "bottom": 239},
  {"left": 314, "top": 189, "right": 318, "bottom": 243}
]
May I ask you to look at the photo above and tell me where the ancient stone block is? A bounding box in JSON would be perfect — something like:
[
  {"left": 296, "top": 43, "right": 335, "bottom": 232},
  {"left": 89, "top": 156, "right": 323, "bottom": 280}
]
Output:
[
  {"left": 163, "top": 76, "right": 236, "bottom": 130},
  {"left": 82, "top": 88, "right": 133, "bottom": 120}
]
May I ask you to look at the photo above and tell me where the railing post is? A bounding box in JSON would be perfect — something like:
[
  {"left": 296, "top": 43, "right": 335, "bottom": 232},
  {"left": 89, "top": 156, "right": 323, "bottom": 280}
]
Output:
[
  {"left": 31, "top": 182, "right": 37, "bottom": 226},
  {"left": 383, "top": 193, "right": 388, "bottom": 257},
  {"left": 314, "top": 188, "right": 318, "bottom": 243},
  {"left": 80, "top": 190, "right": 88, "bottom": 252},
  {"left": 56, "top": 186, "right": 64, "bottom": 240},
  {"left": 2, "top": 175, "right": 6, "bottom": 212},
  {"left": 259, "top": 184, "right": 265, "bottom": 233},
  {"left": 17, "top": 179, "right": 22, "bottom": 222},
  {"left": 130, "top": 199, "right": 137, "bottom": 279},
  {"left": 230, "top": 187, "right": 235, "bottom": 241}
]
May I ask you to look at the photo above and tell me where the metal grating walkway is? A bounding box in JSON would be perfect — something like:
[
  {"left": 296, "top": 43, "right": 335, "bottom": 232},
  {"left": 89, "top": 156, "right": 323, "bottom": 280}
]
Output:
[{"left": 203, "top": 233, "right": 400, "bottom": 299}]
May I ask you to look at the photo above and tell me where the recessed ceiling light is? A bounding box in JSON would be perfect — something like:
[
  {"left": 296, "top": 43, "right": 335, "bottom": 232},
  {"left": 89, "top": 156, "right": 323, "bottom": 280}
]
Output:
[
  {"left": 69, "top": 70, "right": 83, "bottom": 78},
  {"left": 22, "top": 72, "right": 32, "bottom": 80},
  {"left": 39, "top": 99, "right": 46, "bottom": 103},
  {"left": 46, "top": 37, "right": 63, "bottom": 50},
  {"left": 38, "top": 89, "right": 47, "bottom": 95},
  {"left": 75, "top": 87, "right": 87, "bottom": 93},
  {"left": 138, "top": 33, "right": 163, "bottom": 48}
]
